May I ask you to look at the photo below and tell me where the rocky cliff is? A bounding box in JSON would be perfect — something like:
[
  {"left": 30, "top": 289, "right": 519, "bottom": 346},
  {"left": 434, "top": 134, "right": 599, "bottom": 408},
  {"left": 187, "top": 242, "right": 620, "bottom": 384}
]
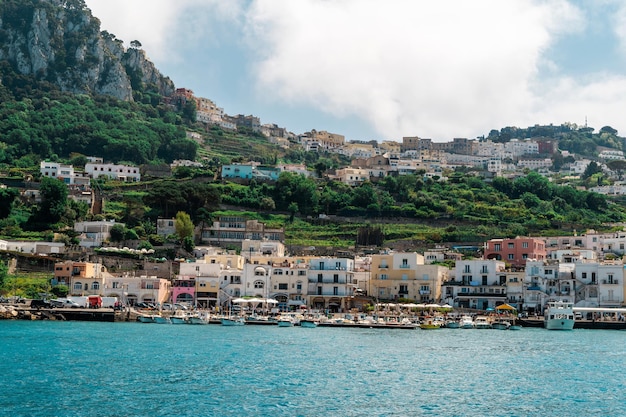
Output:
[{"left": 0, "top": 0, "right": 174, "bottom": 101}]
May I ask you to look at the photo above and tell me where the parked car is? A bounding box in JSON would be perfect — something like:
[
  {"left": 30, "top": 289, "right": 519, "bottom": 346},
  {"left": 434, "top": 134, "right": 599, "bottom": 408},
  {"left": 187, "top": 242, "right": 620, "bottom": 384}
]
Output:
[
  {"left": 28, "top": 299, "right": 52, "bottom": 309},
  {"left": 50, "top": 299, "right": 81, "bottom": 308}
]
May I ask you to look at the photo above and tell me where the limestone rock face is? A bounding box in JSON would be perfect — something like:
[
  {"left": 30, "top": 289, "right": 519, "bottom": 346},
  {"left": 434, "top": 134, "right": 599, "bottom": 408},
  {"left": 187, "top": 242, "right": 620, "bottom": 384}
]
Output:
[{"left": 0, "top": 0, "right": 174, "bottom": 100}]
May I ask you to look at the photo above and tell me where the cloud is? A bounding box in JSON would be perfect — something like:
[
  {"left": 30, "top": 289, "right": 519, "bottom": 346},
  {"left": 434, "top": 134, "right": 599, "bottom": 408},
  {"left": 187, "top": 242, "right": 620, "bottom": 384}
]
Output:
[
  {"left": 245, "top": 0, "right": 586, "bottom": 140},
  {"left": 84, "top": 0, "right": 244, "bottom": 62}
]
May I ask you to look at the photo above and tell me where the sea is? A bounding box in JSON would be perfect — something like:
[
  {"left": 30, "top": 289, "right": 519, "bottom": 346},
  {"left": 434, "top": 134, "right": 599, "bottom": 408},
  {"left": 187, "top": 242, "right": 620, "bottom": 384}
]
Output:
[{"left": 1, "top": 321, "right": 625, "bottom": 417}]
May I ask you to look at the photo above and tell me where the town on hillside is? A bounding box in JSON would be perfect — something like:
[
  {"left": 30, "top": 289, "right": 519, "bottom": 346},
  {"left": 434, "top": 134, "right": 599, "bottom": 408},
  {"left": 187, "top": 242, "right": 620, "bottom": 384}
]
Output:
[{"left": 3, "top": 228, "right": 626, "bottom": 314}]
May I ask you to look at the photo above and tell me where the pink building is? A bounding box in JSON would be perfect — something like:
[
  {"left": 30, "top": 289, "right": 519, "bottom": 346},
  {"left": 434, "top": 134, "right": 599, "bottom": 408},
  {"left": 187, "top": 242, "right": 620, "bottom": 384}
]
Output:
[
  {"left": 171, "top": 278, "right": 196, "bottom": 305},
  {"left": 484, "top": 237, "right": 546, "bottom": 268}
]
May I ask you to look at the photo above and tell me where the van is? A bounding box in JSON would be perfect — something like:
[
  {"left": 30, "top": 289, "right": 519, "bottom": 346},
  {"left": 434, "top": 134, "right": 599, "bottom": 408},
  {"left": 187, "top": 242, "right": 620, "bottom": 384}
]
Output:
[{"left": 50, "top": 299, "right": 81, "bottom": 308}]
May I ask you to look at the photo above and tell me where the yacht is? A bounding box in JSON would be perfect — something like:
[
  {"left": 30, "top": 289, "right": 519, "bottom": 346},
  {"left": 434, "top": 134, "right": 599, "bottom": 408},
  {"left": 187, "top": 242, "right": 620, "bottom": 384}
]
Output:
[
  {"left": 473, "top": 316, "right": 491, "bottom": 329},
  {"left": 459, "top": 315, "right": 474, "bottom": 329},
  {"left": 544, "top": 300, "right": 575, "bottom": 330}
]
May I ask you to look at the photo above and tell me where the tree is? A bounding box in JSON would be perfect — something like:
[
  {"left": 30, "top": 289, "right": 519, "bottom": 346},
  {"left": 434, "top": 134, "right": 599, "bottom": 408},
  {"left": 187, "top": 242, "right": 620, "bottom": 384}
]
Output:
[
  {"left": 37, "top": 177, "right": 68, "bottom": 224},
  {"left": 0, "top": 187, "right": 18, "bottom": 219},
  {"left": 174, "top": 211, "right": 194, "bottom": 243},
  {"left": 0, "top": 261, "right": 7, "bottom": 292},
  {"left": 582, "top": 161, "right": 602, "bottom": 180},
  {"left": 109, "top": 224, "right": 125, "bottom": 242},
  {"left": 130, "top": 40, "right": 142, "bottom": 49}
]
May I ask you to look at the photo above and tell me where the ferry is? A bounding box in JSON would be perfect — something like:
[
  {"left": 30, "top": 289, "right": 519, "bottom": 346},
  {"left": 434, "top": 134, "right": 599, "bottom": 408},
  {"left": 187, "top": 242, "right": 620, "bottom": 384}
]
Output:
[{"left": 544, "top": 300, "right": 575, "bottom": 330}]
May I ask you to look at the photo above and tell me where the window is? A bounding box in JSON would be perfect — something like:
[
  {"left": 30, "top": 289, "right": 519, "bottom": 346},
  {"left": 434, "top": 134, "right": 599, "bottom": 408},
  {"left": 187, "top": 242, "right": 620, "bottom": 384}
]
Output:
[
  {"left": 112, "top": 282, "right": 119, "bottom": 289},
  {"left": 464, "top": 265, "right": 471, "bottom": 273},
  {"left": 278, "top": 283, "right": 288, "bottom": 290},
  {"left": 508, "top": 254, "right": 514, "bottom": 260},
  {"left": 317, "top": 274, "right": 323, "bottom": 283},
  {"left": 508, "top": 243, "right": 514, "bottom": 248},
  {"left": 380, "top": 274, "right": 388, "bottom": 280},
  {"left": 333, "top": 274, "right": 339, "bottom": 283},
  {"left": 333, "top": 287, "right": 338, "bottom": 295},
  {"left": 522, "top": 242, "right": 528, "bottom": 248},
  {"left": 296, "top": 282, "right": 302, "bottom": 291},
  {"left": 91, "top": 282, "right": 99, "bottom": 290},
  {"left": 73, "top": 282, "right": 82, "bottom": 290},
  {"left": 254, "top": 280, "right": 264, "bottom": 289},
  {"left": 494, "top": 243, "right": 501, "bottom": 251}
]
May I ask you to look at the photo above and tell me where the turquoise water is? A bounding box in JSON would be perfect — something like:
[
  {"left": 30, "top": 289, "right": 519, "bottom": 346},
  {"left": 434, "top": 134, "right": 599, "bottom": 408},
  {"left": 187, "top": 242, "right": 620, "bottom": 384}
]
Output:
[{"left": 1, "top": 321, "right": 625, "bottom": 417}]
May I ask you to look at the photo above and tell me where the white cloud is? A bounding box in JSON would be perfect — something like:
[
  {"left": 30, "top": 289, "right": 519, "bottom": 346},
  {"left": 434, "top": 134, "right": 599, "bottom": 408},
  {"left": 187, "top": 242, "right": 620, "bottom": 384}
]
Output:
[
  {"left": 84, "top": 0, "right": 244, "bottom": 62},
  {"left": 245, "top": 0, "right": 586, "bottom": 140}
]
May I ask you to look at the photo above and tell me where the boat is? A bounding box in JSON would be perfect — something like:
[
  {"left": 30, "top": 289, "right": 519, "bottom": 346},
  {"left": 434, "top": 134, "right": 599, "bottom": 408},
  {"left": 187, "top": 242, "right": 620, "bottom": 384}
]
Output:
[
  {"left": 445, "top": 319, "right": 460, "bottom": 329},
  {"left": 137, "top": 314, "right": 155, "bottom": 323},
  {"left": 221, "top": 316, "right": 246, "bottom": 326},
  {"left": 490, "top": 318, "right": 511, "bottom": 330},
  {"left": 188, "top": 313, "right": 209, "bottom": 325},
  {"left": 509, "top": 323, "right": 522, "bottom": 330},
  {"left": 300, "top": 319, "right": 318, "bottom": 328},
  {"left": 277, "top": 315, "right": 295, "bottom": 327},
  {"left": 153, "top": 315, "right": 170, "bottom": 324},
  {"left": 459, "top": 315, "right": 474, "bottom": 329},
  {"left": 473, "top": 316, "right": 491, "bottom": 329},
  {"left": 419, "top": 318, "right": 442, "bottom": 330},
  {"left": 544, "top": 300, "right": 575, "bottom": 330},
  {"left": 170, "top": 310, "right": 189, "bottom": 324}
]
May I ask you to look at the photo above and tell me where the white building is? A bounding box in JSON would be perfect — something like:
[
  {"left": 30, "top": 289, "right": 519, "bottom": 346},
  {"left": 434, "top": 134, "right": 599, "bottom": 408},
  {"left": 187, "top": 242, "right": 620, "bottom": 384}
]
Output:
[
  {"left": 85, "top": 162, "right": 141, "bottom": 182},
  {"left": 307, "top": 257, "right": 355, "bottom": 312},
  {"left": 40, "top": 161, "right": 76, "bottom": 184}
]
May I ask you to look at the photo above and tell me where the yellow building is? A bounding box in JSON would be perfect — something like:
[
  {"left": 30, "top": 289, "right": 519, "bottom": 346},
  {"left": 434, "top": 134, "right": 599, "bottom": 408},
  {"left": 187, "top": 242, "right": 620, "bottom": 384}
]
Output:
[{"left": 370, "top": 252, "right": 448, "bottom": 302}]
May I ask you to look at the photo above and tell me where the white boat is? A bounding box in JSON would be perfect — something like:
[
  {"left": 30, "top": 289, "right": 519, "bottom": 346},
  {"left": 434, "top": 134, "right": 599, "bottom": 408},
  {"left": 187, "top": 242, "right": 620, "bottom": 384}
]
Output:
[
  {"left": 300, "top": 319, "right": 318, "bottom": 328},
  {"left": 137, "top": 314, "right": 155, "bottom": 323},
  {"left": 544, "top": 300, "right": 575, "bottom": 330},
  {"left": 459, "top": 315, "right": 474, "bottom": 329},
  {"left": 153, "top": 315, "right": 170, "bottom": 324},
  {"left": 221, "top": 316, "right": 245, "bottom": 326},
  {"left": 188, "top": 313, "right": 209, "bottom": 325},
  {"left": 277, "top": 316, "right": 295, "bottom": 327},
  {"left": 490, "top": 319, "right": 511, "bottom": 330},
  {"left": 170, "top": 311, "right": 189, "bottom": 324},
  {"left": 445, "top": 319, "right": 460, "bottom": 329},
  {"left": 473, "top": 316, "right": 491, "bottom": 329}
]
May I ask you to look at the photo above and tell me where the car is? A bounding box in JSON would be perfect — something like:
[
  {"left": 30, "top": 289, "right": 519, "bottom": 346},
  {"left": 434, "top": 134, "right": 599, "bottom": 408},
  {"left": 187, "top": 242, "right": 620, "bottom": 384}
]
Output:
[
  {"left": 50, "top": 299, "right": 81, "bottom": 308},
  {"left": 29, "top": 299, "right": 52, "bottom": 309}
]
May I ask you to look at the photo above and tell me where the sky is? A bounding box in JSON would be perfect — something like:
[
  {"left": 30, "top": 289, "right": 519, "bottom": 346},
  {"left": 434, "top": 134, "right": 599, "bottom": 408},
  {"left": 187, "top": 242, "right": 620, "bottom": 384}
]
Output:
[{"left": 84, "top": 0, "right": 626, "bottom": 143}]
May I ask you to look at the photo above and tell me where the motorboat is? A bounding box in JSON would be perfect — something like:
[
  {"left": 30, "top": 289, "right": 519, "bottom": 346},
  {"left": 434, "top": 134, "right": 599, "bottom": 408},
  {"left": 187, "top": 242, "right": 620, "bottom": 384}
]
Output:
[
  {"left": 188, "top": 314, "right": 209, "bottom": 325},
  {"left": 170, "top": 310, "right": 189, "bottom": 324},
  {"left": 221, "top": 316, "right": 245, "bottom": 326},
  {"left": 459, "top": 315, "right": 474, "bottom": 329},
  {"left": 137, "top": 314, "right": 155, "bottom": 323},
  {"left": 473, "top": 316, "right": 491, "bottom": 329},
  {"left": 544, "top": 300, "right": 575, "bottom": 330},
  {"left": 419, "top": 318, "right": 442, "bottom": 330},
  {"left": 153, "top": 315, "right": 170, "bottom": 324},
  {"left": 277, "top": 315, "right": 295, "bottom": 327},
  {"left": 300, "top": 319, "right": 318, "bottom": 328},
  {"left": 491, "top": 318, "right": 511, "bottom": 330},
  {"left": 445, "top": 319, "right": 460, "bottom": 329}
]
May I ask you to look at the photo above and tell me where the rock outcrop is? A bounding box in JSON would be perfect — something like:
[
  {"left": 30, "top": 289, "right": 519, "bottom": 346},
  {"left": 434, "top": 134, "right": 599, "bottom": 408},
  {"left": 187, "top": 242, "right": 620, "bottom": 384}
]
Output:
[{"left": 0, "top": 0, "right": 174, "bottom": 100}]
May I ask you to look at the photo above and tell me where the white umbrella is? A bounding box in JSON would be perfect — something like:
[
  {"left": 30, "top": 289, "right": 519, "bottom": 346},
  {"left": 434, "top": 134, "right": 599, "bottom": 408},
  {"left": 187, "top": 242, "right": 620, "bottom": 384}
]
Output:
[
  {"left": 231, "top": 298, "right": 249, "bottom": 304},
  {"left": 265, "top": 298, "right": 279, "bottom": 304},
  {"left": 425, "top": 303, "right": 440, "bottom": 308}
]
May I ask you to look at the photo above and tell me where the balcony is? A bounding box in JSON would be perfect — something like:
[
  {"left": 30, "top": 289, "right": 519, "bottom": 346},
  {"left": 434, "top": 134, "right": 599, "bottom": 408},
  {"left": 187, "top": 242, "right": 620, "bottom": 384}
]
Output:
[
  {"left": 399, "top": 265, "right": 411, "bottom": 269},
  {"left": 602, "top": 280, "right": 619, "bottom": 285},
  {"left": 378, "top": 265, "right": 389, "bottom": 269}
]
